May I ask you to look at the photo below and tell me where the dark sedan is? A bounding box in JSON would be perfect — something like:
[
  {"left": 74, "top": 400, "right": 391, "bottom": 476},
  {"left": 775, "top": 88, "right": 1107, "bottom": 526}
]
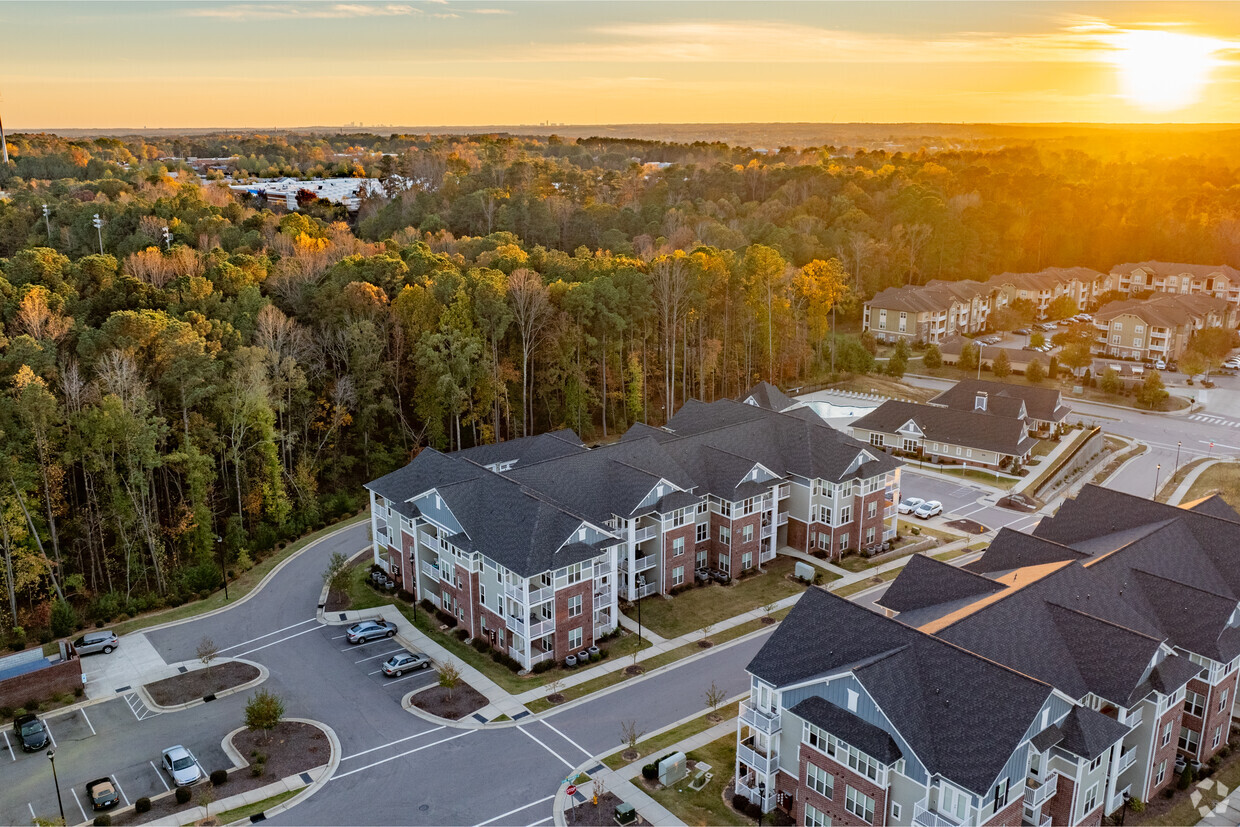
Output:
[
  {"left": 13, "top": 713, "right": 49, "bottom": 752},
  {"left": 86, "top": 777, "right": 121, "bottom": 810}
]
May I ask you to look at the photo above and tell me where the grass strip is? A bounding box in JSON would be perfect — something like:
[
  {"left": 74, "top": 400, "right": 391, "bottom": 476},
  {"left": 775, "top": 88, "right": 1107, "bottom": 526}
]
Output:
[
  {"left": 602, "top": 701, "right": 741, "bottom": 769},
  {"left": 831, "top": 567, "right": 905, "bottom": 598},
  {"left": 216, "top": 788, "right": 301, "bottom": 823}
]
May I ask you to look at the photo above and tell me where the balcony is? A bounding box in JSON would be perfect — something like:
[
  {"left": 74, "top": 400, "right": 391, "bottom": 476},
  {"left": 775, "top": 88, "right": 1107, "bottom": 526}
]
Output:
[
  {"left": 1117, "top": 746, "right": 1138, "bottom": 775},
  {"left": 504, "top": 581, "right": 523, "bottom": 601},
  {"left": 509, "top": 615, "right": 554, "bottom": 639},
  {"left": 632, "top": 554, "right": 657, "bottom": 572},
  {"left": 635, "top": 582, "right": 658, "bottom": 599},
  {"left": 421, "top": 561, "right": 440, "bottom": 581},
  {"left": 738, "top": 739, "right": 778, "bottom": 775},
  {"left": 419, "top": 530, "right": 441, "bottom": 552},
  {"left": 777, "top": 483, "right": 791, "bottom": 499},
  {"left": 734, "top": 778, "right": 777, "bottom": 812},
  {"left": 634, "top": 525, "right": 658, "bottom": 543},
  {"left": 912, "top": 802, "right": 964, "bottom": 827},
  {"left": 1024, "top": 771, "right": 1059, "bottom": 807},
  {"left": 740, "top": 703, "right": 782, "bottom": 735},
  {"left": 528, "top": 648, "right": 554, "bottom": 667},
  {"left": 1120, "top": 707, "right": 1143, "bottom": 728},
  {"left": 594, "top": 583, "right": 612, "bottom": 603},
  {"left": 528, "top": 584, "right": 554, "bottom": 605}
]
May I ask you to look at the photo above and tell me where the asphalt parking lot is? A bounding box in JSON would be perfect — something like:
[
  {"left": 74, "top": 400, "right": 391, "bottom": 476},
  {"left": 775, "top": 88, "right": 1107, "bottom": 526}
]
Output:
[
  {"left": 1, "top": 694, "right": 238, "bottom": 826},
  {"left": 319, "top": 626, "right": 438, "bottom": 701}
]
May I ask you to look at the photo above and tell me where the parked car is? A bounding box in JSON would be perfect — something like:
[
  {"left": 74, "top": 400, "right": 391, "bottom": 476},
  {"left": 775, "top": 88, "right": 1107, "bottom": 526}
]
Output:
[
  {"left": 345, "top": 620, "right": 397, "bottom": 644},
  {"left": 1224, "top": 358, "right": 1240, "bottom": 370},
  {"left": 161, "top": 745, "right": 202, "bottom": 786},
  {"left": 381, "top": 652, "right": 431, "bottom": 677},
  {"left": 13, "top": 713, "right": 49, "bottom": 752},
  {"left": 73, "top": 630, "right": 118, "bottom": 655},
  {"left": 85, "top": 777, "right": 121, "bottom": 810},
  {"left": 913, "top": 500, "right": 943, "bottom": 519},
  {"left": 897, "top": 496, "right": 925, "bottom": 515},
  {"left": 1013, "top": 328, "right": 1030, "bottom": 336},
  {"left": 1154, "top": 359, "right": 1166, "bottom": 370}
]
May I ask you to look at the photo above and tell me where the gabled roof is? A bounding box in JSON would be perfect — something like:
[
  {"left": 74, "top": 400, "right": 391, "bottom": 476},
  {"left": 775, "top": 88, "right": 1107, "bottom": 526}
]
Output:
[
  {"left": 1056, "top": 706, "right": 1131, "bottom": 761},
  {"left": 365, "top": 448, "right": 483, "bottom": 517},
  {"left": 930, "top": 379, "right": 1069, "bottom": 424},
  {"left": 851, "top": 399, "right": 1037, "bottom": 457},
  {"left": 741, "top": 381, "right": 797, "bottom": 413},
  {"left": 1112, "top": 261, "right": 1240, "bottom": 281},
  {"left": 453, "top": 429, "right": 586, "bottom": 469},
  {"left": 964, "top": 529, "right": 1088, "bottom": 575},
  {"left": 878, "top": 555, "right": 1006, "bottom": 614},
  {"left": 1095, "top": 292, "right": 1231, "bottom": 328},
  {"left": 748, "top": 588, "right": 1051, "bottom": 797},
  {"left": 790, "top": 696, "right": 902, "bottom": 764},
  {"left": 1185, "top": 494, "right": 1240, "bottom": 522},
  {"left": 987, "top": 267, "right": 1103, "bottom": 293}
]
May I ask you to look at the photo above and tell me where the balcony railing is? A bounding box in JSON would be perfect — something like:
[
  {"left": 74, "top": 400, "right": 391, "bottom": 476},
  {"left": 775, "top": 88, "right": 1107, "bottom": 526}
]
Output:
[
  {"left": 528, "top": 649, "right": 554, "bottom": 667},
  {"left": 734, "top": 778, "right": 777, "bottom": 813},
  {"left": 1121, "top": 707, "right": 1143, "bottom": 728},
  {"left": 912, "top": 802, "right": 964, "bottom": 827},
  {"left": 634, "top": 525, "right": 658, "bottom": 543},
  {"left": 421, "top": 561, "right": 440, "bottom": 581},
  {"left": 1024, "top": 771, "right": 1059, "bottom": 807},
  {"left": 1118, "top": 747, "right": 1137, "bottom": 774},
  {"left": 740, "top": 703, "right": 782, "bottom": 735},
  {"left": 777, "top": 483, "right": 791, "bottom": 499},
  {"left": 509, "top": 615, "right": 554, "bottom": 639},
  {"left": 528, "top": 585, "right": 554, "bottom": 605},
  {"left": 503, "top": 581, "right": 523, "bottom": 601},
  {"left": 632, "top": 554, "right": 657, "bottom": 571},
  {"left": 635, "top": 582, "right": 658, "bottom": 599},
  {"left": 738, "top": 740, "right": 778, "bottom": 775}
]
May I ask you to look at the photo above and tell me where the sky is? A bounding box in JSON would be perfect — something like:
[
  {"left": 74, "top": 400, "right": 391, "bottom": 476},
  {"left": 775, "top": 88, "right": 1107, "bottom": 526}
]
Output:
[{"left": 3, "top": 1, "right": 1240, "bottom": 129}]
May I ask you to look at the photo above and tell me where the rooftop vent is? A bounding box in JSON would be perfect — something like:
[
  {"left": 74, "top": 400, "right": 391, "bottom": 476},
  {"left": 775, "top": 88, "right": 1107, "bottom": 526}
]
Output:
[{"left": 975, "top": 391, "right": 988, "bottom": 412}]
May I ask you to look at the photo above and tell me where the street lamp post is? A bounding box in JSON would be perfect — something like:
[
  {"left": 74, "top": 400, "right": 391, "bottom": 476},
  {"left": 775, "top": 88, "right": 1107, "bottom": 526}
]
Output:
[
  {"left": 91, "top": 213, "right": 104, "bottom": 254},
  {"left": 162, "top": 226, "right": 172, "bottom": 251},
  {"left": 46, "top": 748, "right": 65, "bottom": 825},
  {"left": 1154, "top": 464, "right": 1162, "bottom": 500},
  {"left": 1174, "top": 441, "right": 1182, "bottom": 478},
  {"left": 42, "top": 204, "right": 52, "bottom": 242},
  {"left": 757, "top": 781, "right": 767, "bottom": 826},
  {"left": 216, "top": 534, "right": 229, "bottom": 600}
]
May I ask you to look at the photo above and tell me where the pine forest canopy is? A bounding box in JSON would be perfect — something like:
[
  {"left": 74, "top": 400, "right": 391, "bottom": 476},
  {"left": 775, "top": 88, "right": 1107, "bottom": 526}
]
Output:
[{"left": 0, "top": 126, "right": 1238, "bottom": 644}]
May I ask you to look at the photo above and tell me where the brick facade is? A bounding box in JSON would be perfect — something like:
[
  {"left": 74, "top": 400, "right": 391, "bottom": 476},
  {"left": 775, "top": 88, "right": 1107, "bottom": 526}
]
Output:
[
  {"left": 1187, "top": 671, "right": 1239, "bottom": 763},
  {"left": 1148, "top": 703, "right": 1183, "bottom": 801},
  {"left": 729, "top": 512, "right": 763, "bottom": 574},
  {"left": 1043, "top": 772, "right": 1076, "bottom": 827},
  {"left": 982, "top": 795, "right": 1024, "bottom": 827},
  {"left": 553, "top": 580, "right": 594, "bottom": 658},
  {"left": 0, "top": 657, "right": 83, "bottom": 709},
  {"left": 796, "top": 744, "right": 888, "bottom": 827},
  {"left": 661, "top": 523, "right": 696, "bottom": 594},
  {"left": 787, "top": 517, "right": 809, "bottom": 554}
]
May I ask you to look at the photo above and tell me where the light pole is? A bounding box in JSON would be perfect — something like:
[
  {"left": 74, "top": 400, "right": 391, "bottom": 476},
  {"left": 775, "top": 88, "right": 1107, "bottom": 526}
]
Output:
[
  {"left": 216, "top": 534, "right": 229, "bottom": 600},
  {"left": 46, "top": 748, "right": 65, "bottom": 825},
  {"left": 1174, "top": 441, "right": 1182, "bottom": 478},
  {"left": 92, "top": 213, "right": 104, "bottom": 254},
  {"left": 757, "top": 781, "right": 766, "bottom": 826},
  {"left": 1154, "top": 464, "right": 1161, "bottom": 499},
  {"left": 42, "top": 204, "right": 52, "bottom": 242},
  {"left": 162, "top": 226, "right": 172, "bottom": 251}
]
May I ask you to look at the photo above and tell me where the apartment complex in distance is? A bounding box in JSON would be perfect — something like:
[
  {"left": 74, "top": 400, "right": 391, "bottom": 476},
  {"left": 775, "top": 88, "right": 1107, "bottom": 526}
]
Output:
[
  {"left": 1104, "top": 262, "right": 1240, "bottom": 308},
  {"left": 366, "top": 386, "right": 902, "bottom": 669},
  {"left": 741, "top": 485, "right": 1240, "bottom": 826},
  {"left": 1093, "top": 293, "right": 1237, "bottom": 363}
]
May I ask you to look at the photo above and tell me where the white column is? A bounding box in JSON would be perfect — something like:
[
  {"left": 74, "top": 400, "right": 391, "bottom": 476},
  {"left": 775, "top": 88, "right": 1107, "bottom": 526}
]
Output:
[
  {"left": 369, "top": 490, "right": 381, "bottom": 567},
  {"left": 627, "top": 519, "right": 637, "bottom": 601}
]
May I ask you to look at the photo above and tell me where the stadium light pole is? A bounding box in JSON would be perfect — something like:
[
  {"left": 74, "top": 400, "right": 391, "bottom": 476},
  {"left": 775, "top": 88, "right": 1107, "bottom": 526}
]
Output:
[{"left": 92, "top": 214, "right": 104, "bottom": 254}]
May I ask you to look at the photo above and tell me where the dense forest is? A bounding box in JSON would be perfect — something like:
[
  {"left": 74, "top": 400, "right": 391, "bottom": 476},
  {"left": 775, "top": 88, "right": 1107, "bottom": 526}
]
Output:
[{"left": 0, "top": 128, "right": 1238, "bottom": 645}]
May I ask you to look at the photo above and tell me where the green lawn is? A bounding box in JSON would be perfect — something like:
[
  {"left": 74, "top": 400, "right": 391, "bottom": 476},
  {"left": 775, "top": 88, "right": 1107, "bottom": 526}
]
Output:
[
  {"left": 113, "top": 513, "right": 370, "bottom": 637},
  {"left": 832, "top": 567, "right": 905, "bottom": 599},
  {"left": 621, "top": 558, "right": 815, "bottom": 639},
  {"left": 647, "top": 734, "right": 752, "bottom": 826},
  {"left": 215, "top": 788, "right": 301, "bottom": 823},
  {"left": 1157, "top": 457, "right": 1213, "bottom": 503},
  {"left": 1031, "top": 439, "right": 1058, "bottom": 458},
  {"left": 897, "top": 519, "right": 964, "bottom": 543},
  {"left": 603, "top": 701, "right": 742, "bottom": 769},
  {"left": 1183, "top": 462, "right": 1240, "bottom": 511},
  {"left": 920, "top": 465, "right": 1018, "bottom": 490},
  {"left": 1136, "top": 749, "right": 1240, "bottom": 826}
]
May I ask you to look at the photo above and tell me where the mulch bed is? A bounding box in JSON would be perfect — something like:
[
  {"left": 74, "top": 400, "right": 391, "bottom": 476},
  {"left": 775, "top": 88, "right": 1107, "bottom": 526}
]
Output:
[
  {"left": 625, "top": 664, "right": 646, "bottom": 676},
  {"left": 698, "top": 640, "right": 714, "bottom": 648},
  {"left": 410, "top": 683, "right": 489, "bottom": 719},
  {"left": 144, "top": 661, "right": 261, "bottom": 706},
  {"left": 324, "top": 559, "right": 371, "bottom": 611},
  {"left": 944, "top": 518, "right": 990, "bottom": 534},
  {"left": 111, "top": 721, "right": 328, "bottom": 826},
  {"left": 564, "top": 791, "right": 646, "bottom": 826}
]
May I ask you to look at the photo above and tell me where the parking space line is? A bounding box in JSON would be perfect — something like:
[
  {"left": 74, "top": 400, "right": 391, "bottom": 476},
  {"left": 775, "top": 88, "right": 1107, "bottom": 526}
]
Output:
[
  {"left": 150, "top": 761, "right": 171, "bottom": 792},
  {"left": 516, "top": 726, "right": 575, "bottom": 771},
  {"left": 340, "top": 727, "right": 446, "bottom": 762},
  {"left": 234, "top": 625, "right": 321, "bottom": 657},
  {"left": 3, "top": 729, "right": 13, "bottom": 760},
  {"left": 81, "top": 708, "right": 97, "bottom": 736},
  {"left": 474, "top": 795, "right": 556, "bottom": 827},
  {"left": 539, "top": 720, "right": 593, "bottom": 760},
  {"left": 216, "top": 618, "right": 318, "bottom": 654},
  {"left": 332, "top": 730, "right": 473, "bottom": 779},
  {"left": 385, "top": 670, "right": 432, "bottom": 685},
  {"left": 43, "top": 719, "right": 56, "bottom": 748},
  {"left": 114, "top": 777, "right": 131, "bottom": 807},
  {"left": 337, "top": 636, "right": 395, "bottom": 652},
  {"left": 355, "top": 647, "right": 405, "bottom": 664},
  {"left": 528, "top": 818, "right": 553, "bottom": 827},
  {"left": 73, "top": 788, "right": 89, "bottom": 824},
  {"left": 28, "top": 803, "right": 35, "bottom": 821},
  {"left": 330, "top": 634, "right": 347, "bottom": 640}
]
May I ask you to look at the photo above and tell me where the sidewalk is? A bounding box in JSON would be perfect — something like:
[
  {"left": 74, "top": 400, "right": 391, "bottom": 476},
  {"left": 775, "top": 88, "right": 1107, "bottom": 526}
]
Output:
[
  {"left": 1011, "top": 429, "right": 1089, "bottom": 497},
  {"left": 1167, "top": 458, "right": 1223, "bottom": 506}
]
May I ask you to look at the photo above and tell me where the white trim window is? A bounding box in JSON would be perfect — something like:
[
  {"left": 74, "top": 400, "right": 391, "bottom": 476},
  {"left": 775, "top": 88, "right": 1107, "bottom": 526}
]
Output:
[
  {"left": 1083, "top": 782, "right": 1099, "bottom": 815},
  {"left": 1162, "top": 722, "right": 1173, "bottom": 747},
  {"left": 1220, "top": 687, "right": 1230, "bottom": 712},
  {"left": 1186, "top": 691, "right": 1205, "bottom": 717},
  {"left": 805, "top": 803, "right": 830, "bottom": 827},
  {"left": 846, "top": 786, "right": 875, "bottom": 823},
  {"left": 568, "top": 627, "right": 582, "bottom": 649},
  {"left": 719, "top": 526, "right": 731, "bottom": 545},
  {"left": 1180, "top": 726, "right": 1201, "bottom": 754},
  {"left": 567, "top": 594, "right": 582, "bottom": 618},
  {"left": 806, "top": 762, "right": 833, "bottom": 799},
  {"left": 672, "top": 536, "right": 685, "bottom": 557},
  {"left": 672, "top": 566, "right": 685, "bottom": 586},
  {"left": 696, "top": 523, "right": 709, "bottom": 543}
]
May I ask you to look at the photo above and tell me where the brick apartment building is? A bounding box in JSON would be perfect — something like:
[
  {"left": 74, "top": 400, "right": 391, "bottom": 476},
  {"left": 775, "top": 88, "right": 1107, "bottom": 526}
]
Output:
[
  {"left": 1093, "top": 293, "right": 1237, "bottom": 363},
  {"left": 1104, "top": 262, "right": 1240, "bottom": 308},
  {"left": 366, "top": 385, "right": 902, "bottom": 670}
]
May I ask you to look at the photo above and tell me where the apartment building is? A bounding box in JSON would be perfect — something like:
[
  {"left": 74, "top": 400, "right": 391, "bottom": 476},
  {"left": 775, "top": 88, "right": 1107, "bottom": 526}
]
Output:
[
  {"left": 849, "top": 397, "right": 1037, "bottom": 471},
  {"left": 987, "top": 268, "right": 1105, "bottom": 318},
  {"left": 1093, "top": 293, "right": 1236, "bottom": 362},
  {"left": 928, "top": 379, "right": 1071, "bottom": 439},
  {"left": 1104, "top": 262, "right": 1240, "bottom": 308},
  {"left": 863, "top": 280, "right": 995, "bottom": 344},
  {"left": 873, "top": 484, "right": 1240, "bottom": 822},
  {"left": 738, "top": 587, "right": 1126, "bottom": 827},
  {"left": 366, "top": 391, "right": 902, "bottom": 669}
]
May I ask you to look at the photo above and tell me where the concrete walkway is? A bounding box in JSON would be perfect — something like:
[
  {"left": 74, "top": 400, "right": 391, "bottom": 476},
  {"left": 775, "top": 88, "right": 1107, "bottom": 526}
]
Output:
[
  {"left": 1191, "top": 776, "right": 1237, "bottom": 826},
  {"left": 1167, "top": 458, "right": 1225, "bottom": 506},
  {"left": 1011, "top": 428, "right": 1089, "bottom": 497},
  {"left": 618, "top": 612, "right": 668, "bottom": 644}
]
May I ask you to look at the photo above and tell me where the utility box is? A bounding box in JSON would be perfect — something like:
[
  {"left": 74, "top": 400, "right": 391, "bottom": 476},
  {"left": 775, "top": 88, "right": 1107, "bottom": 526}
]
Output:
[
  {"left": 795, "top": 561, "right": 815, "bottom": 582},
  {"left": 614, "top": 803, "right": 636, "bottom": 825},
  {"left": 658, "top": 751, "right": 688, "bottom": 787}
]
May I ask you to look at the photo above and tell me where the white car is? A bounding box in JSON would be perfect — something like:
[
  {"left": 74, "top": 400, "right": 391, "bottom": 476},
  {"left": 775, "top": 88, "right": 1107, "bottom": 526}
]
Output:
[
  {"left": 897, "top": 497, "right": 925, "bottom": 515},
  {"left": 161, "top": 745, "right": 202, "bottom": 786},
  {"left": 1154, "top": 359, "right": 1166, "bottom": 370},
  {"left": 1224, "top": 358, "right": 1240, "bottom": 370},
  {"left": 913, "top": 500, "right": 943, "bottom": 519}
]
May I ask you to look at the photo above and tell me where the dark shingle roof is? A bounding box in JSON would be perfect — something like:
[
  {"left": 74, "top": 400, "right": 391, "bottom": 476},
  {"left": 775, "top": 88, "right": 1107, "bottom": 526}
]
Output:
[
  {"left": 741, "top": 381, "right": 797, "bottom": 412},
  {"left": 851, "top": 399, "right": 1037, "bottom": 457},
  {"left": 453, "top": 429, "right": 586, "bottom": 468},
  {"left": 965, "top": 529, "right": 1088, "bottom": 575},
  {"left": 790, "top": 696, "right": 902, "bottom": 764},
  {"left": 930, "top": 379, "right": 1069, "bottom": 424},
  {"left": 1185, "top": 494, "right": 1240, "bottom": 522},
  {"left": 878, "top": 555, "right": 1006, "bottom": 613},
  {"left": 1056, "top": 706, "right": 1131, "bottom": 761},
  {"left": 749, "top": 588, "right": 1051, "bottom": 796}
]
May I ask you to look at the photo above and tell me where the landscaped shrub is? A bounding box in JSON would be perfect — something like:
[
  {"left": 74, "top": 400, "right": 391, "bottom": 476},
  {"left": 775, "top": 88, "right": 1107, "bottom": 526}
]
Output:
[
  {"left": 490, "top": 650, "right": 522, "bottom": 672},
  {"left": 470, "top": 638, "right": 490, "bottom": 653},
  {"left": 420, "top": 598, "right": 435, "bottom": 613},
  {"left": 453, "top": 628, "right": 469, "bottom": 641},
  {"left": 93, "top": 815, "right": 112, "bottom": 826},
  {"left": 589, "top": 651, "right": 601, "bottom": 663},
  {"left": 397, "top": 590, "right": 416, "bottom": 603},
  {"left": 732, "top": 794, "right": 749, "bottom": 811},
  {"left": 1179, "top": 765, "right": 1196, "bottom": 790},
  {"left": 642, "top": 763, "right": 658, "bottom": 780},
  {"left": 135, "top": 798, "right": 151, "bottom": 814},
  {"left": 210, "top": 769, "right": 228, "bottom": 786},
  {"left": 175, "top": 787, "right": 192, "bottom": 804},
  {"left": 532, "top": 660, "right": 556, "bottom": 673}
]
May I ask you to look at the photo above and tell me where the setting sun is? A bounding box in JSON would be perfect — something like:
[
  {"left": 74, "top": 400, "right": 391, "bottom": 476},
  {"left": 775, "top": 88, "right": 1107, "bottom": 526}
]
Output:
[{"left": 1109, "top": 29, "right": 1225, "bottom": 111}]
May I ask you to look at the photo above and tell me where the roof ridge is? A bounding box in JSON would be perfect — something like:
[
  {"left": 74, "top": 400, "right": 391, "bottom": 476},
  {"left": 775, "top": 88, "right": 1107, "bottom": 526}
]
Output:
[{"left": 1044, "top": 600, "right": 1164, "bottom": 646}]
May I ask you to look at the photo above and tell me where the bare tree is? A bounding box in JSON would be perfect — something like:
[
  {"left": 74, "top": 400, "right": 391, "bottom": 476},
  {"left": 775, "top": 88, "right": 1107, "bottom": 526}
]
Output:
[
  {"left": 620, "top": 720, "right": 644, "bottom": 753},
  {"left": 546, "top": 677, "right": 564, "bottom": 703},
  {"left": 508, "top": 268, "right": 552, "bottom": 436},
  {"left": 197, "top": 636, "right": 220, "bottom": 682},
  {"left": 439, "top": 660, "right": 462, "bottom": 702},
  {"left": 704, "top": 681, "right": 727, "bottom": 719}
]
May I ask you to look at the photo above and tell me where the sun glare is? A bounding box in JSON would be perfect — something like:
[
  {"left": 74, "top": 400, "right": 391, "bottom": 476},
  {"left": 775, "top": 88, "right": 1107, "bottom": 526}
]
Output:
[{"left": 1109, "top": 29, "right": 1224, "bottom": 111}]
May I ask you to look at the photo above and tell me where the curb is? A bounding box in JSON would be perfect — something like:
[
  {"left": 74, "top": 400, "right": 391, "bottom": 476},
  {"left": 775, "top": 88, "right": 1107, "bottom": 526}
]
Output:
[
  {"left": 142, "top": 657, "right": 270, "bottom": 713},
  {"left": 315, "top": 546, "right": 373, "bottom": 621},
  {"left": 1101, "top": 440, "right": 1150, "bottom": 488},
  {"left": 224, "top": 717, "right": 342, "bottom": 826}
]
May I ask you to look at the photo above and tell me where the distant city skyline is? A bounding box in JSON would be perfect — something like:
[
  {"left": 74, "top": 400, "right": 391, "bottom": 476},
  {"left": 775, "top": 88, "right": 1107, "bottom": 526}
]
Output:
[{"left": 4, "top": 1, "right": 1240, "bottom": 130}]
